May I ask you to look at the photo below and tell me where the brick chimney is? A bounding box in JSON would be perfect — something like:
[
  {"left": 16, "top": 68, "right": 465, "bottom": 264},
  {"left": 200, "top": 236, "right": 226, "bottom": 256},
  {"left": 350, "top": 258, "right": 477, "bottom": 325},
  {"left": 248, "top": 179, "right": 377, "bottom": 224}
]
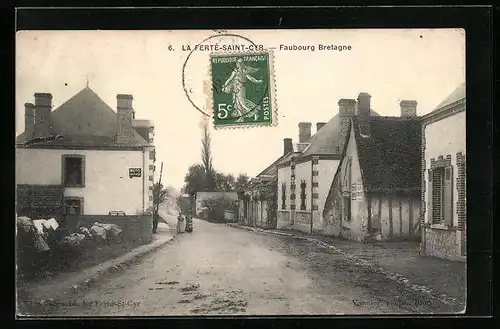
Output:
[
  {"left": 298, "top": 122, "right": 312, "bottom": 143},
  {"left": 117, "top": 94, "right": 136, "bottom": 144},
  {"left": 283, "top": 138, "right": 293, "bottom": 156},
  {"left": 338, "top": 98, "right": 356, "bottom": 151},
  {"left": 24, "top": 103, "right": 35, "bottom": 139},
  {"left": 400, "top": 100, "right": 418, "bottom": 117},
  {"left": 357, "top": 92, "right": 371, "bottom": 136},
  {"left": 316, "top": 122, "right": 326, "bottom": 132},
  {"left": 33, "top": 93, "right": 53, "bottom": 138}
]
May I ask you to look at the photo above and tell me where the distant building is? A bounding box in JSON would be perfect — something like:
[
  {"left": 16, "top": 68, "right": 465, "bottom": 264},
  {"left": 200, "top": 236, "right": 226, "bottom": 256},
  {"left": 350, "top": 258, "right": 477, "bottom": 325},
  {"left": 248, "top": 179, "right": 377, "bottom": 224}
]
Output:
[
  {"left": 420, "top": 83, "right": 466, "bottom": 261},
  {"left": 16, "top": 87, "right": 156, "bottom": 217},
  {"left": 276, "top": 98, "right": 380, "bottom": 234},
  {"left": 195, "top": 191, "right": 238, "bottom": 216},
  {"left": 323, "top": 93, "right": 422, "bottom": 242}
]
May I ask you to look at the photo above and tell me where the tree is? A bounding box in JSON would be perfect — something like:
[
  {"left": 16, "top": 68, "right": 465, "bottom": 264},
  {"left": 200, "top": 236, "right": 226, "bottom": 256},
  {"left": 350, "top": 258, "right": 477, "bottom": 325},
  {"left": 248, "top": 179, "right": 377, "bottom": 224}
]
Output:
[
  {"left": 152, "top": 182, "right": 170, "bottom": 233},
  {"left": 201, "top": 119, "right": 216, "bottom": 190},
  {"left": 153, "top": 182, "right": 170, "bottom": 208},
  {"left": 215, "top": 172, "right": 235, "bottom": 191},
  {"left": 182, "top": 164, "right": 207, "bottom": 199},
  {"left": 234, "top": 173, "right": 250, "bottom": 191}
]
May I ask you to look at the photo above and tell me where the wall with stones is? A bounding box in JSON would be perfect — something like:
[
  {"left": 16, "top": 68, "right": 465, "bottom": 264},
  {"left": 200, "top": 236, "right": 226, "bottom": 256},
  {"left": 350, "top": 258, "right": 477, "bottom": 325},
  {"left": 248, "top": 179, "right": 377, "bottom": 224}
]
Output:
[{"left": 424, "top": 227, "right": 461, "bottom": 260}]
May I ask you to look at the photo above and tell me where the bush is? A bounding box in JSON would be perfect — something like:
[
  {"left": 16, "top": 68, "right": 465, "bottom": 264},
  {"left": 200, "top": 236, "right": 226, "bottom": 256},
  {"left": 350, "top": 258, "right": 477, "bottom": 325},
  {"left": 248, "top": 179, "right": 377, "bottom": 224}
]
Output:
[{"left": 204, "top": 197, "right": 238, "bottom": 223}]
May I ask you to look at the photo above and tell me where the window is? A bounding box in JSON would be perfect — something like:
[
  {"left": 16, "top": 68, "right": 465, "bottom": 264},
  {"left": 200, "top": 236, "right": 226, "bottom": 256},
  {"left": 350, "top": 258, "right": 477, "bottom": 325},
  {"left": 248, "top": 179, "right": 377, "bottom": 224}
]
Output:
[
  {"left": 300, "top": 180, "right": 307, "bottom": 211},
  {"left": 64, "top": 197, "right": 83, "bottom": 215},
  {"left": 281, "top": 183, "right": 286, "bottom": 210},
  {"left": 432, "top": 167, "right": 445, "bottom": 224},
  {"left": 342, "top": 193, "right": 351, "bottom": 222},
  {"left": 62, "top": 155, "right": 85, "bottom": 187},
  {"left": 428, "top": 157, "right": 454, "bottom": 226}
]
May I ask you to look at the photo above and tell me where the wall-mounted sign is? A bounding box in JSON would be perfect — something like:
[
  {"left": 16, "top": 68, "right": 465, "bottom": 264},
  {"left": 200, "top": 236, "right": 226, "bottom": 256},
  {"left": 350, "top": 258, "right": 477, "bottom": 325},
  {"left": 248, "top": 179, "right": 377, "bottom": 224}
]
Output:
[{"left": 129, "top": 168, "right": 142, "bottom": 178}]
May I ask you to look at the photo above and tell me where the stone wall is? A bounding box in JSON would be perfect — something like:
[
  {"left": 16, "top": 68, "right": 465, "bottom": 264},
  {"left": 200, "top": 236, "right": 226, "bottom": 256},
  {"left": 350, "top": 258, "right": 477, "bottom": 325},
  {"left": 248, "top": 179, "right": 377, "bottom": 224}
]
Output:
[
  {"left": 277, "top": 210, "right": 290, "bottom": 229},
  {"left": 424, "top": 227, "right": 461, "bottom": 261},
  {"left": 294, "top": 212, "right": 311, "bottom": 233},
  {"left": 65, "top": 215, "right": 153, "bottom": 245}
]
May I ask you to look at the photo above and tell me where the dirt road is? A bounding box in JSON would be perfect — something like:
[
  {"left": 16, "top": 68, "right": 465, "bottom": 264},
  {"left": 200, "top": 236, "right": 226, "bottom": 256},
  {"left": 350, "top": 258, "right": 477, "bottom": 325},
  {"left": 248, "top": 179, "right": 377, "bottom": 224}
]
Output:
[{"left": 28, "top": 218, "right": 454, "bottom": 316}]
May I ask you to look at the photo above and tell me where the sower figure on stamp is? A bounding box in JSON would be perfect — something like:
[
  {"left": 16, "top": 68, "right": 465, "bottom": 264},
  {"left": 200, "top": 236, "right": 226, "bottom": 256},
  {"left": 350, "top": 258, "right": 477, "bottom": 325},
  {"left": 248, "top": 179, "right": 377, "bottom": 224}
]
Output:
[{"left": 222, "top": 58, "right": 263, "bottom": 122}]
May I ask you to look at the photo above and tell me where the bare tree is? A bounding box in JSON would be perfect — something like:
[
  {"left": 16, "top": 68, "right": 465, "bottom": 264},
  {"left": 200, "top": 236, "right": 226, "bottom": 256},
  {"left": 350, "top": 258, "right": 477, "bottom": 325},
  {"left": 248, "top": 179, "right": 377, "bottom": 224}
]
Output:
[{"left": 201, "top": 119, "right": 215, "bottom": 190}]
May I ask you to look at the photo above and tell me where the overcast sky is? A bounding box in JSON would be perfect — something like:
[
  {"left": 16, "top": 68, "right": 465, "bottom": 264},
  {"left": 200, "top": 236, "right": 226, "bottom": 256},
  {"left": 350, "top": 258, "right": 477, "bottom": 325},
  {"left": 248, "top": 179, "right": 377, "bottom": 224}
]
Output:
[{"left": 16, "top": 29, "right": 465, "bottom": 189}]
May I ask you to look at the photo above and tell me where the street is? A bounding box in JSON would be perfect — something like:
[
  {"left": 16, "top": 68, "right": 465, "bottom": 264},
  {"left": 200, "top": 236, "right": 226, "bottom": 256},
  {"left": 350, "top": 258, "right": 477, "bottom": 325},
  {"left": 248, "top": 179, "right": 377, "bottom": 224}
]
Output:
[{"left": 33, "top": 218, "right": 454, "bottom": 316}]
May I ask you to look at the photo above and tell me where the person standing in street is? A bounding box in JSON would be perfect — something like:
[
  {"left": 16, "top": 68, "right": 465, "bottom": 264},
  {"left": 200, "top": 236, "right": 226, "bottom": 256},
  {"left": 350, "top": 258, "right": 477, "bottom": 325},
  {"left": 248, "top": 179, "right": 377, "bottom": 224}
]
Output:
[{"left": 176, "top": 212, "right": 184, "bottom": 234}]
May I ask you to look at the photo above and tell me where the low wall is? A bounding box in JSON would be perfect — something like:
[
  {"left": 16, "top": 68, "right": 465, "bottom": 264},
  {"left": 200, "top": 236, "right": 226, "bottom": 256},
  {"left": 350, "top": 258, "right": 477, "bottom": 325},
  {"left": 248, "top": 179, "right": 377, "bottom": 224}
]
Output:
[
  {"left": 277, "top": 211, "right": 290, "bottom": 229},
  {"left": 424, "top": 227, "right": 463, "bottom": 261},
  {"left": 65, "top": 215, "right": 153, "bottom": 245},
  {"left": 294, "top": 212, "right": 311, "bottom": 234}
]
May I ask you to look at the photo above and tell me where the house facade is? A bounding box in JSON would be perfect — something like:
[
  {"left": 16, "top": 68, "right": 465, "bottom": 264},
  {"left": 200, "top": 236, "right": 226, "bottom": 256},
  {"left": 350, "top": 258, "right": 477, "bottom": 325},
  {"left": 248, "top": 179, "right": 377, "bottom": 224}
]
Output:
[
  {"left": 276, "top": 99, "right": 380, "bottom": 234},
  {"left": 420, "top": 83, "right": 466, "bottom": 262},
  {"left": 322, "top": 93, "right": 422, "bottom": 242},
  {"left": 16, "top": 87, "right": 156, "bottom": 218},
  {"left": 238, "top": 139, "right": 295, "bottom": 228}
]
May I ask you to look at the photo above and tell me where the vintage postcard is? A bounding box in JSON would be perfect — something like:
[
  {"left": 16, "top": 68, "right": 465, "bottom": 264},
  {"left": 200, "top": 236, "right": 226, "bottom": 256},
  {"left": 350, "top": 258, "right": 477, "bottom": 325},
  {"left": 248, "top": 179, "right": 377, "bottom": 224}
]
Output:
[{"left": 15, "top": 28, "right": 466, "bottom": 317}]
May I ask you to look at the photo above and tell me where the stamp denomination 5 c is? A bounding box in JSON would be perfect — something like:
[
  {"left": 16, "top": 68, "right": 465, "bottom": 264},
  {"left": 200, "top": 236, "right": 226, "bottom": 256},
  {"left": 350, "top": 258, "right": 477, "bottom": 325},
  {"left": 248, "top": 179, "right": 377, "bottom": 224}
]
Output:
[{"left": 210, "top": 51, "right": 276, "bottom": 128}]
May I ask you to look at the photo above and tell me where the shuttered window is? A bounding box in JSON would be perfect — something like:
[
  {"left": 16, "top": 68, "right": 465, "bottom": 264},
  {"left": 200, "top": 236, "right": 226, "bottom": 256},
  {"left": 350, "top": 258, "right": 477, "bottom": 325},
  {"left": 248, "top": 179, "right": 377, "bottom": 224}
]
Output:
[
  {"left": 430, "top": 164, "right": 454, "bottom": 225},
  {"left": 300, "top": 181, "right": 307, "bottom": 210},
  {"left": 281, "top": 183, "right": 286, "bottom": 210},
  {"left": 432, "top": 168, "right": 444, "bottom": 224}
]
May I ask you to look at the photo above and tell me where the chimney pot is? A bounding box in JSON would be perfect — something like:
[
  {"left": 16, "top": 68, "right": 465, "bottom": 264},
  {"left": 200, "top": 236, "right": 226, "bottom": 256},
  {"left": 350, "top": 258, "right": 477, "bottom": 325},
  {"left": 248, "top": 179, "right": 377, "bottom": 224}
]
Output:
[
  {"left": 283, "top": 138, "right": 293, "bottom": 156},
  {"left": 316, "top": 122, "right": 326, "bottom": 132},
  {"left": 117, "top": 94, "right": 135, "bottom": 144},
  {"left": 400, "top": 100, "right": 418, "bottom": 117},
  {"left": 298, "top": 122, "right": 312, "bottom": 143},
  {"left": 33, "top": 93, "right": 53, "bottom": 138}
]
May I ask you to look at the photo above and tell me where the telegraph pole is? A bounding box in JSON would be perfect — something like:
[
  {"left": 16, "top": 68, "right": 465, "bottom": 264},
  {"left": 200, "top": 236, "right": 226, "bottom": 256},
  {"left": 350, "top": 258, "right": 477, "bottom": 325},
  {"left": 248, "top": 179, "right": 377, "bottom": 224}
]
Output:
[{"left": 156, "top": 162, "right": 164, "bottom": 216}]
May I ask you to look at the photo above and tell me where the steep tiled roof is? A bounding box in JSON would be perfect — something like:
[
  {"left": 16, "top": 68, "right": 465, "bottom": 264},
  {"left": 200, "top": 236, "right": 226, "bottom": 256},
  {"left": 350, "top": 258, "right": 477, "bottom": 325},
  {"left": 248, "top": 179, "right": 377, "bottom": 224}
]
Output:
[
  {"left": 16, "top": 87, "right": 149, "bottom": 148},
  {"left": 433, "top": 82, "right": 466, "bottom": 110},
  {"left": 302, "top": 109, "right": 380, "bottom": 156},
  {"left": 353, "top": 116, "right": 422, "bottom": 193}
]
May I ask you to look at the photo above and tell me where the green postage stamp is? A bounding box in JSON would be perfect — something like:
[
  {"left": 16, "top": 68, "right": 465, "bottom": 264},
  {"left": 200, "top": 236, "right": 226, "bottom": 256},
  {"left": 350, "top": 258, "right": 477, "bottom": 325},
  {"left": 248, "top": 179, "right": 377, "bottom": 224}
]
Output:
[{"left": 210, "top": 51, "right": 277, "bottom": 128}]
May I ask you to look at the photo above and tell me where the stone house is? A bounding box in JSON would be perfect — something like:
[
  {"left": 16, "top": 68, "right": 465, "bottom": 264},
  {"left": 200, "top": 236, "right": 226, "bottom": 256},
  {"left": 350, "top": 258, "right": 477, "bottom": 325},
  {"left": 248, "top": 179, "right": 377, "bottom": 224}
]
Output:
[
  {"left": 16, "top": 87, "right": 156, "bottom": 218},
  {"left": 276, "top": 99, "right": 379, "bottom": 234},
  {"left": 420, "top": 83, "right": 466, "bottom": 262},
  {"left": 322, "top": 93, "right": 422, "bottom": 242}
]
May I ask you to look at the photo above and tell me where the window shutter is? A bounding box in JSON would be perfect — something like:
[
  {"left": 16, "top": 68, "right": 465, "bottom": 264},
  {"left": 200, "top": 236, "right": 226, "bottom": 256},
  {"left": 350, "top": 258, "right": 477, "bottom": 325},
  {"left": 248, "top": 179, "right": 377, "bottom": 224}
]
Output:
[
  {"left": 61, "top": 155, "right": 67, "bottom": 186},
  {"left": 443, "top": 165, "right": 454, "bottom": 226},
  {"left": 427, "top": 169, "right": 433, "bottom": 224}
]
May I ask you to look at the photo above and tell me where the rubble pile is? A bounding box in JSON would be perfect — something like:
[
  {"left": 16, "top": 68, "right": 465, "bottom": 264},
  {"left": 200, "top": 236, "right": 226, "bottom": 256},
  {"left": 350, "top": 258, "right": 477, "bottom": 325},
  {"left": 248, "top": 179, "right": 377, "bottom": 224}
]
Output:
[{"left": 16, "top": 216, "right": 123, "bottom": 277}]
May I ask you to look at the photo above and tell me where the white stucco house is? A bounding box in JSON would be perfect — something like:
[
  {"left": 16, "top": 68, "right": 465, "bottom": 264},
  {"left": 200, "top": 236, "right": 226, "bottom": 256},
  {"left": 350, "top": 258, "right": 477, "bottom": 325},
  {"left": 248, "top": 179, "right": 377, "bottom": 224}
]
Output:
[
  {"left": 421, "top": 83, "right": 466, "bottom": 261},
  {"left": 15, "top": 87, "right": 156, "bottom": 217},
  {"left": 276, "top": 100, "right": 379, "bottom": 234}
]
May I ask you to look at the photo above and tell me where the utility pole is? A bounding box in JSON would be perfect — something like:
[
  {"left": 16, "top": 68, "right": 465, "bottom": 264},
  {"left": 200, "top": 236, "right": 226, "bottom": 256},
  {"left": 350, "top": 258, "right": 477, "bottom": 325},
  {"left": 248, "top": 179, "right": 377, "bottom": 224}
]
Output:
[{"left": 156, "top": 162, "right": 164, "bottom": 216}]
